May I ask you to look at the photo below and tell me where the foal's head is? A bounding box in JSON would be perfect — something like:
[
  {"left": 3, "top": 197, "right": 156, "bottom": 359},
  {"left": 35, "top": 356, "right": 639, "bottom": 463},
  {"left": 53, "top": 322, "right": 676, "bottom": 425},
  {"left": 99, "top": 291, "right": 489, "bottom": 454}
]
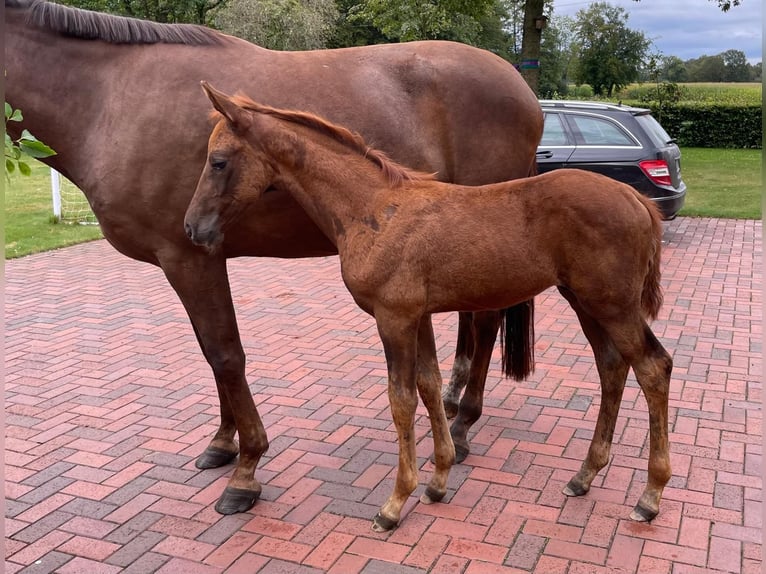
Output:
[{"left": 184, "top": 82, "right": 281, "bottom": 250}]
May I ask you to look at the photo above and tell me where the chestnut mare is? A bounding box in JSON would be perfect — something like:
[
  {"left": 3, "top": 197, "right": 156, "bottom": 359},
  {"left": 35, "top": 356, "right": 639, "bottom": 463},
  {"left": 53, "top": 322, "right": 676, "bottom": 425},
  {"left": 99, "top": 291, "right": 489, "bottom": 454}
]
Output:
[
  {"left": 6, "top": 0, "right": 542, "bottom": 514},
  {"left": 185, "top": 84, "right": 673, "bottom": 529}
]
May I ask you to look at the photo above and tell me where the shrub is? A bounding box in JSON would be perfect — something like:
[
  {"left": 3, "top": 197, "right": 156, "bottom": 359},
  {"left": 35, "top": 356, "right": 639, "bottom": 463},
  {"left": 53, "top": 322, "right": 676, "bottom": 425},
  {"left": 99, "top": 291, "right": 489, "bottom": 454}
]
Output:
[{"left": 622, "top": 100, "right": 762, "bottom": 149}]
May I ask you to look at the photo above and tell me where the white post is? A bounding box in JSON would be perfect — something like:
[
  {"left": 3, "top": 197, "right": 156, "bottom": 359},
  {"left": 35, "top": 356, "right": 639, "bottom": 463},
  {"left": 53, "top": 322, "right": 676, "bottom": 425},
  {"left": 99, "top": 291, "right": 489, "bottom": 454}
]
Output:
[{"left": 50, "top": 168, "right": 62, "bottom": 219}]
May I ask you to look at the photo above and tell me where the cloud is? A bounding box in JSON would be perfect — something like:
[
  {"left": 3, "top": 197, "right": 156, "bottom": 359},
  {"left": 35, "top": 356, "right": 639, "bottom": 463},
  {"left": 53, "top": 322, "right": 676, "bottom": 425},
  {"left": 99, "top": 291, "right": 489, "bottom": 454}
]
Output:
[{"left": 552, "top": 0, "right": 762, "bottom": 63}]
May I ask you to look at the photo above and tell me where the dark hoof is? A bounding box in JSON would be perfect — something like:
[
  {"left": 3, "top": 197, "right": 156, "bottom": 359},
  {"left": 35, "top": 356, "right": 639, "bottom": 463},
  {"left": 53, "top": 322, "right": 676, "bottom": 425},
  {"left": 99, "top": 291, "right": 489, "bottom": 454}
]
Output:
[
  {"left": 454, "top": 442, "right": 470, "bottom": 464},
  {"left": 422, "top": 485, "right": 446, "bottom": 504},
  {"left": 562, "top": 479, "right": 589, "bottom": 497},
  {"left": 214, "top": 486, "right": 261, "bottom": 515},
  {"left": 630, "top": 503, "right": 658, "bottom": 522},
  {"left": 195, "top": 446, "right": 238, "bottom": 470},
  {"left": 372, "top": 512, "right": 398, "bottom": 532}
]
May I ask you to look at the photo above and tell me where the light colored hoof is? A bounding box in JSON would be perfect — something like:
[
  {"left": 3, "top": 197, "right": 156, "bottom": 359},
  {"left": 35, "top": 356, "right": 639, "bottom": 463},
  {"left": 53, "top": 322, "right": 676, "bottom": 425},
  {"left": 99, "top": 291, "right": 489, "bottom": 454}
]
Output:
[
  {"left": 562, "top": 485, "right": 577, "bottom": 497},
  {"left": 629, "top": 508, "right": 650, "bottom": 522}
]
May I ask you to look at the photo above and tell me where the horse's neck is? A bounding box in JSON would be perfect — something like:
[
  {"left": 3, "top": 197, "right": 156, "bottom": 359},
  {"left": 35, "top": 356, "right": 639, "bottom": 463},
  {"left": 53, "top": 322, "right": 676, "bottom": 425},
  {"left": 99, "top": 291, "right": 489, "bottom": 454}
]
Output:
[
  {"left": 276, "top": 133, "right": 388, "bottom": 248},
  {"left": 5, "top": 19, "right": 109, "bottom": 179}
]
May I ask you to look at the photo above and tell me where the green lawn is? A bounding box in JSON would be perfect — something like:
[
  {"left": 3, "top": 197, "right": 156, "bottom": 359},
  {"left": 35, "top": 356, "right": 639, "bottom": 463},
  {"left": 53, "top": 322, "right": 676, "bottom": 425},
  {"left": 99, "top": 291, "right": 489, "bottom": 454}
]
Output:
[
  {"left": 5, "top": 161, "right": 103, "bottom": 259},
  {"left": 679, "top": 148, "right": 762, "bottom": 219},
  {"left": 4, "top": 150, "right": 762, "bottom": 258}
]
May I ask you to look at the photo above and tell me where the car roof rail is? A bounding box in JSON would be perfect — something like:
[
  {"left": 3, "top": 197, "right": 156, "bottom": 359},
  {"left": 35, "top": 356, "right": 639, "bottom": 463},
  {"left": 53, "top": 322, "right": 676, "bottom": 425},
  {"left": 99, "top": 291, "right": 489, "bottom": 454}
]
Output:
[{"left": 538, "top": 99, "right": 649, "bottom": 113}]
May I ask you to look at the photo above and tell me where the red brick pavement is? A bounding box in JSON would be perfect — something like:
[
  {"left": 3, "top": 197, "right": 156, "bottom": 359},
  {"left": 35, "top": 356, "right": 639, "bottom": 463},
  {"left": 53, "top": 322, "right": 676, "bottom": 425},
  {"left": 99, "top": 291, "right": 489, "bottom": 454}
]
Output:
[{"left": 5, "top": 217, "right": 761, "bottom": 573}]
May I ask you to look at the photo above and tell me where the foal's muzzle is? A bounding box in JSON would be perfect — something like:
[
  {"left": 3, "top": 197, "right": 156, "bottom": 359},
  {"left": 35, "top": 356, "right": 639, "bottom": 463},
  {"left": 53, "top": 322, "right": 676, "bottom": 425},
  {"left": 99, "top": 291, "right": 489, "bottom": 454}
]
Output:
[{"left": 184, "top": 213, "right": 222, "bottom": 250}]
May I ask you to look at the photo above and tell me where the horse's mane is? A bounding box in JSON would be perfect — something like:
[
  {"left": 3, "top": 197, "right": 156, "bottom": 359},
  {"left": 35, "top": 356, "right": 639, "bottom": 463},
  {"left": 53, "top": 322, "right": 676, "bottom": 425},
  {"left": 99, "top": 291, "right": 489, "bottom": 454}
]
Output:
[
  {"left": 8, "top": 0, "right": 225, "bottom": 45},
  {"left": 226, "top": 95, "right": 437, "bottom": 187}
]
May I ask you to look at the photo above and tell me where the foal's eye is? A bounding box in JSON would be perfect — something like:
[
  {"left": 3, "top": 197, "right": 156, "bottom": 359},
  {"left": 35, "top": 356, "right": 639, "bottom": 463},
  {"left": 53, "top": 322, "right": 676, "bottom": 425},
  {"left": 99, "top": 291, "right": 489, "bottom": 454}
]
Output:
[{"left": 211, "top": 159, "right": 227, "bottom": 171}]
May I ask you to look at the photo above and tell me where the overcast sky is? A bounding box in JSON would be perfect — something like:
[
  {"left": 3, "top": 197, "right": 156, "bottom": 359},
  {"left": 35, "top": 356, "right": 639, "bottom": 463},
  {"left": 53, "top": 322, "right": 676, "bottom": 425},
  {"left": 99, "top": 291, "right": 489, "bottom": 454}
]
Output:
[{"left": 550, "top": 0, "right": 763, "bottom": 64}]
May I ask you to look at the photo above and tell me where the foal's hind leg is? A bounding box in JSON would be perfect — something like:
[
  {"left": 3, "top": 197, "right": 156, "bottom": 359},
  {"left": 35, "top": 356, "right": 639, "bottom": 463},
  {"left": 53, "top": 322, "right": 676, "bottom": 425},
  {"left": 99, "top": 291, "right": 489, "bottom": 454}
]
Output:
[
  {"left": 448, "top": 310, "right": 503, "bottom": 462},
  {"left": 558, "top": 289, "right": 630, "bottom": 498},
  {"left": 605, "top": 321, "right": 672, "bottom": 522},
  {"left": 415, "top": 316, "right": 455, "bottom": 505}
]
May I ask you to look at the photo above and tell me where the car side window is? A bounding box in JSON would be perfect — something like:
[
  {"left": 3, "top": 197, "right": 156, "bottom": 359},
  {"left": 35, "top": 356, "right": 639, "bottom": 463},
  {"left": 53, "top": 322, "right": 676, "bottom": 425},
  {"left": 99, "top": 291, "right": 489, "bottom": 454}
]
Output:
[
  {"left": 540, "top": 113, "right": 570, "bottom": 146},
  {"left": 569, "top": 115, "right": 637, "bottom": 146}
]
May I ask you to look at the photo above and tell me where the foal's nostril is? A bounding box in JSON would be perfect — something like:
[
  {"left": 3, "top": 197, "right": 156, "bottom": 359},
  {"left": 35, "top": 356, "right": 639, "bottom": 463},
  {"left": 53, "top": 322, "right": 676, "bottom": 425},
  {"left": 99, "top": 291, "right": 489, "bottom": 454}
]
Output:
[{"left": 184, "top": 222, "right": 194, "bottom": 241}]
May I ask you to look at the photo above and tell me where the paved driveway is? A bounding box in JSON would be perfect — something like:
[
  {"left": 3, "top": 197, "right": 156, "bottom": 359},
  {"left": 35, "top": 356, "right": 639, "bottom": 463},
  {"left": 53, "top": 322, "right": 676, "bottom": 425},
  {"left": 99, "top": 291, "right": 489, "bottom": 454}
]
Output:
[{"left": 5, "top": 217, "right": 761, "bottom": 573}]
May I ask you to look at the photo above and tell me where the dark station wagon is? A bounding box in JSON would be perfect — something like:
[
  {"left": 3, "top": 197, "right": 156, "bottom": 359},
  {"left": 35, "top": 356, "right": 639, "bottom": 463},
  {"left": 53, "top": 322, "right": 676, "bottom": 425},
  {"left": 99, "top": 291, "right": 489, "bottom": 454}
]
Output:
[{"left": 536, "top": 100, "right": 686, "bottom": 219}]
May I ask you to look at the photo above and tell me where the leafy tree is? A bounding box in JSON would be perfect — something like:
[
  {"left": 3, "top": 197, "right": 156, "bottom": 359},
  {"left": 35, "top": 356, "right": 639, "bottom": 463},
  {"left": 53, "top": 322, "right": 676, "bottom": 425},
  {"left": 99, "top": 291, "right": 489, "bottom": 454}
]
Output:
[
  {"left": 61, "top": 0, "right": 225, "bottom": 24},
  {"left": 685, "top": 54, "right": 727, "bottom": 82},
  {"left": 211, "top": 0, "right": 338, "bottom": 49},
  {"left": 659, "top": 55, "right": 688, "bottom": 83},
  {"left": 721, "top": 49, "right": 750, "bottom": 82},
  {"left": 346, "top": 0, "right": 496, "bottom": 43},
  {"left": 572, "top": 2, "right": 650, "bottom": 96},
  {"left": 5, "top": 103, "right": 56, "bottom": 181}
]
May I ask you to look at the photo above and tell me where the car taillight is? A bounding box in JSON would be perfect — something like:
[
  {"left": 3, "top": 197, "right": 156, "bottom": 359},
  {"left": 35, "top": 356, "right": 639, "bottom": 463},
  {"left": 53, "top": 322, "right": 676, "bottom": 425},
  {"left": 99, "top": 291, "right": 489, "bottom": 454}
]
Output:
[{"left": 639, "top": 160, "right": 672, "bottom": 186}]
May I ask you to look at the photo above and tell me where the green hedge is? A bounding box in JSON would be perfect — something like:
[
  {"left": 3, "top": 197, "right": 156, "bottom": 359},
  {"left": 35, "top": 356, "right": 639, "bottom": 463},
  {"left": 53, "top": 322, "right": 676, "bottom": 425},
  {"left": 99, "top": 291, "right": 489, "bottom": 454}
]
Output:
[{"left": 623, "top": 101, "right": 762, "bottom": 149}]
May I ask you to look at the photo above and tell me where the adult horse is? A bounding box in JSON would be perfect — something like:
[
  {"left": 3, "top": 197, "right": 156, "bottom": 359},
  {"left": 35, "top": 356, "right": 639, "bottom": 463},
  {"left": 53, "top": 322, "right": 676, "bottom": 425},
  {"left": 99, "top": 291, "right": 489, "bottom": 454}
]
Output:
[
  {"left": 6, "top": 0, "right": 542, "bottom": 515},
  {"left": 184, "top": 84, "right": 673, "bottom": 528}
]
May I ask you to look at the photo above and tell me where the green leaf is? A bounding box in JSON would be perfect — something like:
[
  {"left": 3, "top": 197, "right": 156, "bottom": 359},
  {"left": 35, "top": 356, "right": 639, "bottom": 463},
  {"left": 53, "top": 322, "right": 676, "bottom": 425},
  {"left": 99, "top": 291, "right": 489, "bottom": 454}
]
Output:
[
  {"left": 10, "top": 109, "right": 23, "bottom": 122},
  {"left": 4, "top": 102, "right": 11, "bottom": 120},
  {"left": 19, "top": 129, "right": 37, "bottom": 142},
  {"left": 18, "top": 161, "right": 32, "bottom": 176},
  {"left": 6, "top": 158, "right": 15, "bottom": 174},
  {"left": 19, "top": 139, "right": 56, "bottom": 158}
]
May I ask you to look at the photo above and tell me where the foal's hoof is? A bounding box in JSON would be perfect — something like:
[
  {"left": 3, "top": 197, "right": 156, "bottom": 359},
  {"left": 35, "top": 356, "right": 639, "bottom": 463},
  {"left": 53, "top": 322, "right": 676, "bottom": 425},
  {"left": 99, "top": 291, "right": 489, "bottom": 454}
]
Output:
[
  {"left": 562, "top": 479, "right": 589, "bottom": 497},
  {"left": 629, "top": 503, "right": 658, "bottom": 522},
  {"left": 214, "top": 486, "right": 261, "bottom": 515},
  {"left": 420, "top": 485, "right": 446, "bottom": 505},
  {"left": 195, "top": 446, "right": 238, "bottom": 470},
  {"left": 372, "top": 512, "right": 398, "bottom": 532}
]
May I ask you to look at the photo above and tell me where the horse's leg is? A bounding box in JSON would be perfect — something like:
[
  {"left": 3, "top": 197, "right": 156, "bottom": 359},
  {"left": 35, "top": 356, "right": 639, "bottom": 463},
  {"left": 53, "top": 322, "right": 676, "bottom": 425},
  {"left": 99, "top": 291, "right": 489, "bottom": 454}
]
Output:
[
  {"left": 371, "top": 309, "right": 422, "bottom": 532},
  {"left": 415, "top": 316, "right": 455, "bottom": 505},
  {"left": 442, "top": 311, "right": 475, "bottom": 418},
  {"left": 561, "top": 290, "right": 672, "bottom": 521},
  {"left": 603, "top": 320, "right": 672, "bottom": 522},
  {"left": 159, "top": 253, "right": 267, "bottom": 514},
  {"left": 557, "top": 289, "right": 630, "bottom": 498},
  {"left": 449, "top": 310, "right": 503, "bottom": 463}
]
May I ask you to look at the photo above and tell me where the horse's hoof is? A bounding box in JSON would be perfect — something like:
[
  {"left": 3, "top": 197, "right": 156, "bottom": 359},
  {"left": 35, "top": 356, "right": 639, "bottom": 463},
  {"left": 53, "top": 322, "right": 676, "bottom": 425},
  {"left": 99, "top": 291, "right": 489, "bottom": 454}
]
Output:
[
  {"left": 454, "top": 443, "right": 470, "bottom": 464},
  {"left": 629, "top": 503, "right": 657, "bottom": 522},
  {"left": 420, "top": 486, "right": 446, "bottom": 505},
  {"left": 562, "top": 479, "right": 589, "bottom": 497},
  {"left": 214, "top": 486, "right": 261, "bottom": 515},
  {"left": 372, "top": 512, "right": 398, "bottom": 532},
  {"left": 195, "top": 446, "right": 238, "bottom": 469}
]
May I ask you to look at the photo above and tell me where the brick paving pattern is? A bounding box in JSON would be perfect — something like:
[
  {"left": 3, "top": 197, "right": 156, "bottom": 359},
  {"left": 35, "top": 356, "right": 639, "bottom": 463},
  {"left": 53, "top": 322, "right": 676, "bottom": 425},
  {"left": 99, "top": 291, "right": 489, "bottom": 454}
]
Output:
[{"left": 5, "top": 217, "right": 761, "bottom": 573}]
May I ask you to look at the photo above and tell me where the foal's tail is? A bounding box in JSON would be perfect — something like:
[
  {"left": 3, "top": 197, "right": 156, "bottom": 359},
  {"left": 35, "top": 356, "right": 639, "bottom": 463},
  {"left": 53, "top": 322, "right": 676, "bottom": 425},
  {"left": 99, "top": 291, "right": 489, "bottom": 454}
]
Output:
[
  {"left": 500, "top": 301, "right": 535, "bottom": 381},
  {"left": 639, "top": 194, "right": 665, "bottom": 321}
]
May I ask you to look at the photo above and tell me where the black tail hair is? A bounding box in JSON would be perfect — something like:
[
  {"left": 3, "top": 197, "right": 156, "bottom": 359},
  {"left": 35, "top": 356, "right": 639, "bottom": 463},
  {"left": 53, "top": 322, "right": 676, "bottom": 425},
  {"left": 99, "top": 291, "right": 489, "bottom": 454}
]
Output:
[{"left": 500, "top": 299, "right": 535, "bottom": 381}]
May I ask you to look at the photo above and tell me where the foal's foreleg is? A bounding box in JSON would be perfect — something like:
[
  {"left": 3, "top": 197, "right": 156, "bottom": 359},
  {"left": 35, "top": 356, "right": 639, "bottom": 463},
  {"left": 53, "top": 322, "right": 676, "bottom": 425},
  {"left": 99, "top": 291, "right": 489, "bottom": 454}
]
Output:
[
  {"left": 372, "top": 311, "right": 422, "bottom": 532},
  {"left": 415, "top": 317, "right": 455, "bottom": 505},
  {"left": 161, "top": 252, "right": 268, "bottom": 515}
]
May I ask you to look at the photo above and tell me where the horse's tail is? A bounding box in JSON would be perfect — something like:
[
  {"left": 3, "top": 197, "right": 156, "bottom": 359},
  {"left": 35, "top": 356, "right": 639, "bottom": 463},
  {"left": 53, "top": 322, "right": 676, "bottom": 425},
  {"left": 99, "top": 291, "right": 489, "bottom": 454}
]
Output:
[
  {"left": 500, "top": 300, "right": 535, "bottom": 381},
  {"left": 639, "top": 194, "right": 665, "bottom": 321},
  {"left": 497, "top": 159, "right": 539, "bottom": 381}
]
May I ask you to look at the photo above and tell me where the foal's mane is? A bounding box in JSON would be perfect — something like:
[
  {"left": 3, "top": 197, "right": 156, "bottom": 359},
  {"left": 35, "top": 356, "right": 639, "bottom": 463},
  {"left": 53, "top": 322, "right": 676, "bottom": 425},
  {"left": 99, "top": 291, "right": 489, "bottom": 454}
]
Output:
[
  {"left": 8, "top": 0, "right": 224, "bottom": 45},
  {"left": 228, "top": 95, "right": 437, "bottom": 187}
]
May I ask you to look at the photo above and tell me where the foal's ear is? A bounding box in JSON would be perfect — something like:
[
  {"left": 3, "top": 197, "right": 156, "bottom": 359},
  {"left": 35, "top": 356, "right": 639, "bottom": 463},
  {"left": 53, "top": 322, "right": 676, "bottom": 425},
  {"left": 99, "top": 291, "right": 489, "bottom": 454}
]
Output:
[{"left": 201, "top": 81, "right": 249, "bottom": 131}]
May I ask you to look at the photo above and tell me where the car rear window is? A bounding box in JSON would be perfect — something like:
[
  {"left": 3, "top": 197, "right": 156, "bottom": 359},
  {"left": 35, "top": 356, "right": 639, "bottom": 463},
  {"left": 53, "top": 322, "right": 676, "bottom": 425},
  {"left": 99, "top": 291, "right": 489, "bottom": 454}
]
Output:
[
  {"left": 541, "top": 113, "right": 570, "bottom": 145},
  {"left": 635, "top": 114, "right": 675, "bottom": 147},
  {"left": 569, "top": 115, "right": 637, "bottom": 146}
]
